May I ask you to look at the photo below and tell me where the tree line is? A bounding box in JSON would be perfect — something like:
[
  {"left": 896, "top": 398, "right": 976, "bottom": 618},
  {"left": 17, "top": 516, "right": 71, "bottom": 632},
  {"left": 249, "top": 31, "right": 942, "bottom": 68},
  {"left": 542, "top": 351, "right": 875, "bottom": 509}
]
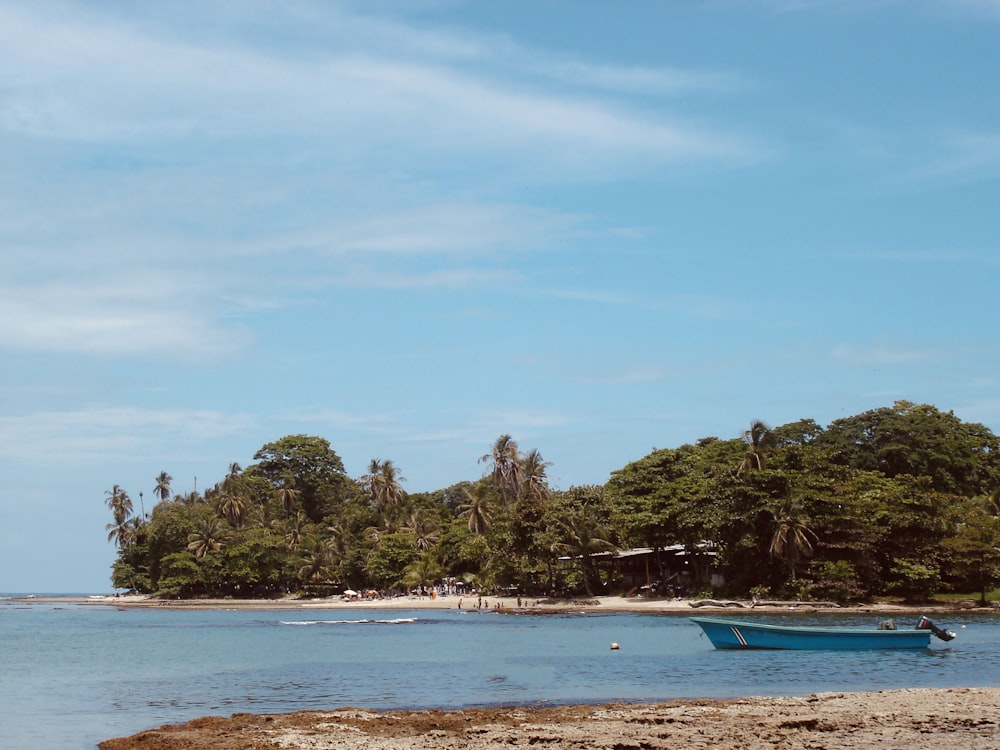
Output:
[{"left": 106, "top": 401, "right": 1000, "bottom": 604}]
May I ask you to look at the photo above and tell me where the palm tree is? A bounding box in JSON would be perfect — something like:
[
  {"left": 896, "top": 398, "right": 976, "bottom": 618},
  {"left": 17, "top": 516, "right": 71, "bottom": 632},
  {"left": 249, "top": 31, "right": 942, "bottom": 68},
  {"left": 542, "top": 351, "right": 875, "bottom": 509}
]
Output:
[
  {"left": 106, "top": 515, "right": 135, "bottom": 549},
  {"left": 282, "top": 512, "right": 309, "bottom": 551},
  {"left": 218, "top": 491, "right": 247, "bottom": 528},
  {"left": 223, "top": 462, "right": 242, "bottom": 492},
  {"left": 361, "top": 459, "right": 407, "bottom": 508},
  {"left": 153, "top": 471, "right": 173, "bottom": 503},
  {"left": 553, "top": 510, "right": 617, "bottom": 596},
  {"left": 402, "top": 507, "right": 442, "bottom": 551},
  {"left": 401, "top": 552, "right": 445, "bottom": 595},
  {"left": 296, "top": 538, "right": 335, "bottom": 588},
  {"left": 520, "top": 448, "right": 552, "bottom": 502},
  {"left": 378, "top": 460, "right": 406, "bottom": 506},
  {"left": 187, "top": 518, "right": 227, "bottom": 558},
  {"left": 276, "top": 485, "right": 301, "bottom": 517},
  {"left": 216, "top": 463, "right": 248, "bottom": 528},
  {"left": 738, "top": 419, "right": 775, "bottom": 474},
  {"left": 480, "top": 434, "right": 523, "bottom": 505},
  {"left": 105, "top": 484, "right": 133, "bottom": 521},
  {"left": 769, "top": 499, "right": 818, "bottom": 581},
  {"left": 457, "top": 483, "right": 493, "bottom": 535}
]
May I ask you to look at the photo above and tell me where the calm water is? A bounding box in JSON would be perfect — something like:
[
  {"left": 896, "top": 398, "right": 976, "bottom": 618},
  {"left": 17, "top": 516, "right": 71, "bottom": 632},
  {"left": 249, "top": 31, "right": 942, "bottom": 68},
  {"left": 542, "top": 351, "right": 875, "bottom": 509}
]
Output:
[{"left": 1, "top": 598, "right": 998, "bottom": 750}]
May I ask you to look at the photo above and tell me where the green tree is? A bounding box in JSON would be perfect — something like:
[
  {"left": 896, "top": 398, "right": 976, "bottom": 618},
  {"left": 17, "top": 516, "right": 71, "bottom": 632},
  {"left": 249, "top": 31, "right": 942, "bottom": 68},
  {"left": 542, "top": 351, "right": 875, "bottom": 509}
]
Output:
[
  {"left": 520, "top": 448, "right": 552, "bottom": 502},
  {"left": 401, "top": 506, "right": 441, "bottom": 551},
  {"left": 768, "top": 498, "right": 818, "bottom": 582},
  {"left": 401, "top": 552, "right": 445, "bottom": 594},
  {"left": 153, "top": 471, "right": 173, "bottom": 503},
  {"left": 457, "top": 482, "right": 493, "bottom": 535},
  {"left": 480, "top": 434, "right": 523, "bottom": 506},
  {"left": 276, "top": 484, "right": 302, "bottom": 517},
  {"left": 296, "top": 537, "right": 337, "bottom": 590},
  {"left": 818, "top": 401, "right": 1000, "bottom": 495},
  {"left": 105, "top": 484, "right": 133, "bottom": 521},
  {"left": 251, "top": 435, "right": 350, "bottom": 522},
  {"left": 218, "top": 493, "right": 247, "bottom": 529},
  {"left": 943, "top": 494, "right": 1000, "bottom": 604},
  {"left": 361, "top": 459, "right": 407, "bottom": 508},
  {"left": 106, "top": 515, "right": 135, "bottom": 549},
  {"left": 552, "top": 508, "right": 616, "bottom": 596},
  {"left": 737, "top": 420, "right": 775, "bottom": 474},
  {"left": 365, "top": 532, "right": 420, "bottom": 590},
  {"left": 187, "top": 517, "right": 228, "bottom": 559}
]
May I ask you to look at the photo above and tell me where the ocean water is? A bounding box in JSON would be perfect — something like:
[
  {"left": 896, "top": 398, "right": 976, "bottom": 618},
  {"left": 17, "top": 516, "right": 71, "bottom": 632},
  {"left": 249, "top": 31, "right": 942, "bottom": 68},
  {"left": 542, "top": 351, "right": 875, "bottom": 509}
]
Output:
[{"left": 1, "top": 599, "right": 998, "bottom": 750}]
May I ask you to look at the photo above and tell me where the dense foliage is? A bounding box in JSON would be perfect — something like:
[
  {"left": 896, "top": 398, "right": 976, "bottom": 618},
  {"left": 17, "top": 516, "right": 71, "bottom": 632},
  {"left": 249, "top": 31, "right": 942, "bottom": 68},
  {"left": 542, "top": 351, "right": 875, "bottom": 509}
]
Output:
[{"left": 107, "top": 402, "right": 1000, "bottom": 604}]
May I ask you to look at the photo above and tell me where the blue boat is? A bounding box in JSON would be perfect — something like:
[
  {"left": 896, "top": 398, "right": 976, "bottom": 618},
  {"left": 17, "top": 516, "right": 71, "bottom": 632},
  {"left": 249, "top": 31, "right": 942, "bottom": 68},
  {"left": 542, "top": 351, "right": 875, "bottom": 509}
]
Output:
[{"left": 691, "top": 615, "right": 955, "bottom": 650}]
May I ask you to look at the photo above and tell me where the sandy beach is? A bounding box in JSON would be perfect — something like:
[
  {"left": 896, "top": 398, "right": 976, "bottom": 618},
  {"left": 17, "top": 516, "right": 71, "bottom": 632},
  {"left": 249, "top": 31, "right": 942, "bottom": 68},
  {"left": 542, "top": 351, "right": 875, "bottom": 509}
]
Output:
[{"left": 35, "top": 591, "right": 977, "bottom": 616}]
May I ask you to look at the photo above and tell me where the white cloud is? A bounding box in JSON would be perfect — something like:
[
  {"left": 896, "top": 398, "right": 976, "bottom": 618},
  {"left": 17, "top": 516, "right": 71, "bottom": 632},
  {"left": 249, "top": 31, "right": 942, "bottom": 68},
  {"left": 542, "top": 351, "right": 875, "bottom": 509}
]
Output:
[
  {"left": 0, "top": 5, "right": 757, "bottom": 170},
  {"left": 0, "top": 406, "right": 258, "bottom": 464},
  {"left": 544, "top": 59, "right": 745, "bottom": 96},
  {"left": 319, "top": 203, "right": 580, "bottom": 256},
  {"left": 831, "top": 343, "right": 934, "bottom": 366},
  {"left": 0, "top": 281, "right": 254, "bottom": 360}
]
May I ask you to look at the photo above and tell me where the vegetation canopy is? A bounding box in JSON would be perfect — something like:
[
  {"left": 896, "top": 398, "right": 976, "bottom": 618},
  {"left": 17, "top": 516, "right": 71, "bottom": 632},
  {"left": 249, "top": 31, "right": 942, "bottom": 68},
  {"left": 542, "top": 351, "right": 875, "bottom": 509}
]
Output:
[{"left": 107, "top": 402, "right": 1000, "bottom": 604}]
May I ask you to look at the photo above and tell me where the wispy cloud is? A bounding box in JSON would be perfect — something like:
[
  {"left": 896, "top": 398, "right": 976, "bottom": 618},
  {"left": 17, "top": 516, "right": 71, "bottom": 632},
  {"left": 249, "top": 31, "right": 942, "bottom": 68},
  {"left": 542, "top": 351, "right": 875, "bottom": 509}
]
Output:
[
  {"left": 0, "top": 279, "right": 254, "bottom": 360},
  {"left": 0, "top": 5, "right": 758, "bottom": 170},
  {"left": 831, "top": 343, "right": 934, "bottom": 366},
  {"left": 542, "top": 58, "right": 746, "bottom": 96},
  {"left": 0, "top": 2, "right": 764, "bottom": 363},
  {"left": 911, "top": 130, "right": 1000, "bottom": 182},
  {"left": 0, "top": 406, "right": 257, "bottom": 464}
]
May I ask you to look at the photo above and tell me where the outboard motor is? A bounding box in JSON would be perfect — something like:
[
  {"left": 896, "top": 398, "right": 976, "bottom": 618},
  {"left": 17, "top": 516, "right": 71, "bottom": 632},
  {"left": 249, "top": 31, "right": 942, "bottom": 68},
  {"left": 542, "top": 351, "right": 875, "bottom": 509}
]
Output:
[{"left": 916, "top": 615, "right": 956, "bottom": 642}]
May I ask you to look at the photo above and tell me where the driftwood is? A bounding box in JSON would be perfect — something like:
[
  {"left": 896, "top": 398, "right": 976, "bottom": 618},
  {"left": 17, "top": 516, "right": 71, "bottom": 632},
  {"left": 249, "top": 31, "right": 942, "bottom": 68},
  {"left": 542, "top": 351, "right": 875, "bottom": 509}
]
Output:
[
  {"left": 688, "top": 599, "right": 747, "bottom": 608},
  {"left": 687, "top": 599, "right": 843, "bottom": 609}
]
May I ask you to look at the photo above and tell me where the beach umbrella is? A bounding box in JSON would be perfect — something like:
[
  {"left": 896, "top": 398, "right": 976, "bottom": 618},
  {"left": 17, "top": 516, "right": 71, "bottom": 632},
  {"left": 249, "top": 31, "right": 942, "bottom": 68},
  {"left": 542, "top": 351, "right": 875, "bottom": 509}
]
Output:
[{"left": 342, "top": 589, "right": 358, "bottom": 597}]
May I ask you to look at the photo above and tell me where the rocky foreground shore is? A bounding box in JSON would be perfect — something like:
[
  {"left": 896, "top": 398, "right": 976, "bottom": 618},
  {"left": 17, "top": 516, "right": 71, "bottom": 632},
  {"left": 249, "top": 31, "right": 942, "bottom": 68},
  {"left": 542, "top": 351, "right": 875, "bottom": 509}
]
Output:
[{"left": 100, "top": 688, "right": 1000, "bottom": 750}]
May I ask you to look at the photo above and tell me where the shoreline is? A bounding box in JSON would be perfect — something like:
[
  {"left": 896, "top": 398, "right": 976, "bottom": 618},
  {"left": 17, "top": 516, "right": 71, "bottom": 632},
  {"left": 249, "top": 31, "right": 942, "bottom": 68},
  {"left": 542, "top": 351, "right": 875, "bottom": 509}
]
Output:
[
  {"left": 11, "top": 592, "right": 989, "bottom": 616},
  {"left": 14, "top": 594, "right": 992, "bottom": 748},
  {"left": 98, "top": 687, "right": 1000, "bottom": 749}
]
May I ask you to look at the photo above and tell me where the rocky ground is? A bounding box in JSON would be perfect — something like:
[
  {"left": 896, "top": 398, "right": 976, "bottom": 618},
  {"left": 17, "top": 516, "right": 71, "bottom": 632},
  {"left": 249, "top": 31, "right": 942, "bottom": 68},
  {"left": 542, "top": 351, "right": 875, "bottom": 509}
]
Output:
[{"left": 99, "top": 688, "right": 1000, "bottom": 750}]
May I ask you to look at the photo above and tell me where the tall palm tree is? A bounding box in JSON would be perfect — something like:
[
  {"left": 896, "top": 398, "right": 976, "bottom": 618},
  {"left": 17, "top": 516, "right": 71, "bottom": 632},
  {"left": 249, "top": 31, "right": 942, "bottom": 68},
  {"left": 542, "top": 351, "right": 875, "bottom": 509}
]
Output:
[
  {"left": 106, "top": 515, "right": 135, "bottom": 549},
  {"left": 769, "top": 499, "right": 818, "bottom": 581},
  {"left": 153, "top": 471, "right": 173, "bottom": 503},
  {"left": 378, "top": 460, "right": 406, "bottom": 506},
  {"left": 480, "top": 434, "right": 523, "bottom": 506},
  {"left": 361, "top": 459, "right": 407, "bottom": 508},
  {"left": 457, "top": 483, "right": 493, "bottom": 535},
  {"left": 520, "top": 448, "right": 552, "bottom": 502},
  {"left": 187, "top": 518, "right": 227, "bottom": 558},
  {"left": 223, "top": 462, "right": 242, "bottom": 491},
  {"left": 104, "top": 484, "right": 133, "bottom": 521},
  {"left": 738, "top": 419, "right": 775, "bottom": 474}
]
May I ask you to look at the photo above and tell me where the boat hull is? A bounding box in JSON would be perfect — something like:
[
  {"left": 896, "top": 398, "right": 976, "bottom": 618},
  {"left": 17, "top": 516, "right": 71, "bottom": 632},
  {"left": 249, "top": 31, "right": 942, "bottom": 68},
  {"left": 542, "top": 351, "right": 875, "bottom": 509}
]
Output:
[{"left": 690, "top": 616, "right": 932, "bottom": 650}]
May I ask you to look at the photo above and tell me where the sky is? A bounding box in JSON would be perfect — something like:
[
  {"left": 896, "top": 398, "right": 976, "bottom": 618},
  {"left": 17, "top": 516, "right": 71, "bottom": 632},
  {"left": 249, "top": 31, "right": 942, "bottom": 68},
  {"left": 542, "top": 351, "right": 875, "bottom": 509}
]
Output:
[{"left": 2, "top": 0, "right": 999, "bottom": 592}]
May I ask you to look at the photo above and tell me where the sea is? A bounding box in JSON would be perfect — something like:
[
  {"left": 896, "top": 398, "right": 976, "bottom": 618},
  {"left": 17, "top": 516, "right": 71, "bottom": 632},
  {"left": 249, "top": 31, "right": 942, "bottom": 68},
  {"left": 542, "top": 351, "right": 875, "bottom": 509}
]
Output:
[{"left": 2, "top": 596, "right": 999, "bottom": 750}]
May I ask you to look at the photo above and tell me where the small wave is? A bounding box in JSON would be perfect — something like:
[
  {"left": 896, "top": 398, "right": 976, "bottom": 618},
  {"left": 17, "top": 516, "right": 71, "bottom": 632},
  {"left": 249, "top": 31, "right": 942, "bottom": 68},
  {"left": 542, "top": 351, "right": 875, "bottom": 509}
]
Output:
[{"left": 279, "top": 618, "right": 418, "bottom": 626}]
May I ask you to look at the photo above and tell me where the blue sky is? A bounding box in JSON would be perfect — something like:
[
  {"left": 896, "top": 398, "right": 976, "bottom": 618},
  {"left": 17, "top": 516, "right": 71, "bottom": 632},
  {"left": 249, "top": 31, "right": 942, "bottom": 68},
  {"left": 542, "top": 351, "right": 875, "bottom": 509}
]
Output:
[{"left": 2, "top": 0, "right": 999, "bottom": 592}]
